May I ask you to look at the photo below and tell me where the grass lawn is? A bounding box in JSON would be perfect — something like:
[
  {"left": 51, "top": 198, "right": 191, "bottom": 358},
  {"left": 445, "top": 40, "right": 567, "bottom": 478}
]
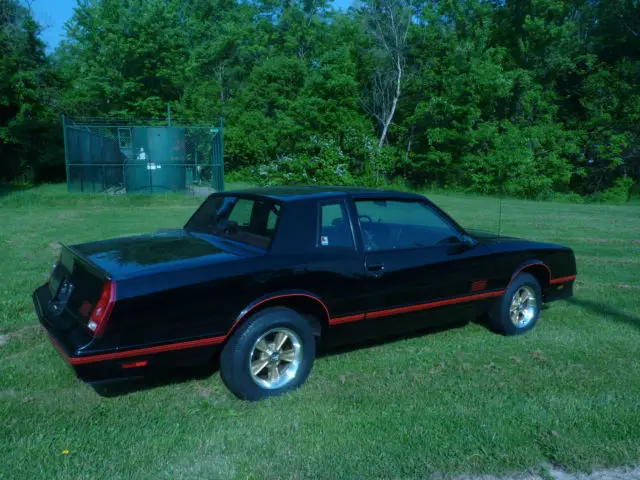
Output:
[{"left": 1, "top": 184, "right": 639, "bottom": 479}]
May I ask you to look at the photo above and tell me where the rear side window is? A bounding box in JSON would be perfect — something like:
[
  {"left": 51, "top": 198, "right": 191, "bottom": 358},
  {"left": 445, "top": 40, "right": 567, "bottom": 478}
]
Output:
[
  {"left": 318, "top": 202, "right": 354, "bottom": 249},
  {"left": 185, "top": 195, "right": 282, "bottom": 250},
  {"left": 227, "top": 199, "right": 254, "bottom": 227}
]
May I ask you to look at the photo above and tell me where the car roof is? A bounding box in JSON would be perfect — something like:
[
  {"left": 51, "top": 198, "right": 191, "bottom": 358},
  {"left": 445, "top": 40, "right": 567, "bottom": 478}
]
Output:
[{"left": 221, "top": 185, "right": 426, "bottom": 202}]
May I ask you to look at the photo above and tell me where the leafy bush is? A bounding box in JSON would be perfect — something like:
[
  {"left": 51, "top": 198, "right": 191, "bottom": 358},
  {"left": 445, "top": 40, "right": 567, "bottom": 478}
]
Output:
[
  {"left": 549, "top": 192, "right": 588, "bottom": 204},
  {"left": 255, "top": 154, "right": 343, "bottom": 186},
  {"left": 596, "top": 177, "right": 635, "bottom": 204},
  {"left": 253, "top": 136, "right": 354, "bottom": 186},
  {"left": 251, "top": 133, "right": 402, "bottom": 187},
  {"left": 460, "top": 122, "right": 577, "bottom": 200},
  {"left": 224, "top": 167, "right": 255, "bottom": 184}
]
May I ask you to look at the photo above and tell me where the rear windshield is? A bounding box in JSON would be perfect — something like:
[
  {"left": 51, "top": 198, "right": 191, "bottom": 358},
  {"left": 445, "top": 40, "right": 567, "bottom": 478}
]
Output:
[{"left": 184, "top": 195, "right": 282, "bottom": 250}]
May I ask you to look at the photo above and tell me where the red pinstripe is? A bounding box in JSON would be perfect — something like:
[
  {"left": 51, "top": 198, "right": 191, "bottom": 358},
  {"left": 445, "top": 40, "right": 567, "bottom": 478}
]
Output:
[
  {"left": 47, "top": 333, "right": 225, "bottom": 365},
  {"left": 365, "top": 290, "right": 504, "bottom": 320},
  {"left": 328, "top": 313, "right": 366, "bottom": 325},
  {"left": 550, "top": 275, "right": 577, "bottom": 285},
  {"left": 46, "top": 266, "right": 575, "bottom": 365}
]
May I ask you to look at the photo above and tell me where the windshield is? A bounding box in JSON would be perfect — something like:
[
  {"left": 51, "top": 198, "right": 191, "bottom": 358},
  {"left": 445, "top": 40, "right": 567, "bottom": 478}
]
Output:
[{"left": 184, "top": 195, "right": 282, "bottom": 250}]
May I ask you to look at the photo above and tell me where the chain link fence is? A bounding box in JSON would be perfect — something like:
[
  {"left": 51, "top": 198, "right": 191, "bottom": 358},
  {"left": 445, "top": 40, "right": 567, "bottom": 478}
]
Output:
[{"left": 63, "top": 116, "right": 224, "bottom": 194}]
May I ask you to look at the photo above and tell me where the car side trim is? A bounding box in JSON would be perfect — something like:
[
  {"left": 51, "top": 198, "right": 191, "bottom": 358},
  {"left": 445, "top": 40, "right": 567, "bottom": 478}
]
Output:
[
  {"left": 46, "top": 330, "right": 225, "bottom": 365},
  {"left": 366, "top": 290, "right": 504, "bottom": 319},
  {"left": 329, "top": 313, "right": 366, "bottom": 325},
  {"left": 329, "top": 289, "right": 505, "bottom": 325},
  {"left": 550, "top": 275, "right": 576, "bottom": 285},
  {"left": 329, "top": 269, "right": 576, "bottom": 327}
]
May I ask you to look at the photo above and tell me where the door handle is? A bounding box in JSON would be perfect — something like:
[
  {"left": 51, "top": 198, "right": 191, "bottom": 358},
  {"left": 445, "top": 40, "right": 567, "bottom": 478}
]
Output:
[{"left": 366, "top": 262, "right": 385, "bottom": 277}]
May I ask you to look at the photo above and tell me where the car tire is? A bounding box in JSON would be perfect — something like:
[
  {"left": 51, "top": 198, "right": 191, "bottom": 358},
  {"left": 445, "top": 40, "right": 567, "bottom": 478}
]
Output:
[
  {"left": 219, "top": 306, "right": 316, "bottom": 401},
  {"left": 488, "top": 272, "right": 542, "bottom": 336}
]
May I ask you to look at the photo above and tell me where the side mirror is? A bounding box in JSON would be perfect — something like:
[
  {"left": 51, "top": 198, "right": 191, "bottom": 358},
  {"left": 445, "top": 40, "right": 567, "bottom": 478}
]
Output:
[{"left": 461, "top": 234, "right": 477, "bottom": 248}]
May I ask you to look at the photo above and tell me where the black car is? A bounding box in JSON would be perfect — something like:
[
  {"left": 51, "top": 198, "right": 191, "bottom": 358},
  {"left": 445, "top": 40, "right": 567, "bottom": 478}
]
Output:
[{"left": 33, "top": 186, "right": 577, "bottom": 400}]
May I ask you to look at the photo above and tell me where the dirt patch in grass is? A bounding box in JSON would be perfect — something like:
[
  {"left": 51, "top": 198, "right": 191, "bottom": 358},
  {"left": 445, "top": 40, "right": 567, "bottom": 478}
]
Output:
[
  {"left": 7, "top": 324, "right": 40, "bottom": 340},
  {"left": 577, "top": 256, "right": 640, "bottom": 265},
  {"left": 572, "top": 238, "right": 638, "bottom": 244},
  {"left": 451, "top": 465, "right": 640, "bottom": 480},
  {"left": 576, "top": 281, "right": 640, "bottom": 291},
  {"left": 194, "top": 383, "right": 215, "bottom": 397},
  {"left": 529, "top": 215, "right": 638, "bottom": 224}
]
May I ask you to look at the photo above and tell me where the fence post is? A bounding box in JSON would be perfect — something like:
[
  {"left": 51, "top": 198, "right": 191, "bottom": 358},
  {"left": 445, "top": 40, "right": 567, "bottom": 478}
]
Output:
[
  {"left": 62, "top": 114, "right": 70, "bottom": 192},
  {"left": 195, "top": 149, "right": 199, "bottom": 183}
]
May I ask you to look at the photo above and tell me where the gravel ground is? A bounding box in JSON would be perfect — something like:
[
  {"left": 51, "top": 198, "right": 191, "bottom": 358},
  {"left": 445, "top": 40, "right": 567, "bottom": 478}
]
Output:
[{"left": 186, "top": 184, "right": 216, "bottom": 196}]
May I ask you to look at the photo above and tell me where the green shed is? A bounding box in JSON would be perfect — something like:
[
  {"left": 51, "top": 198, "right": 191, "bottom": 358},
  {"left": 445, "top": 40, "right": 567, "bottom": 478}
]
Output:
[{"left": 125, "top": 127, "right": 187, "bottom": 193}]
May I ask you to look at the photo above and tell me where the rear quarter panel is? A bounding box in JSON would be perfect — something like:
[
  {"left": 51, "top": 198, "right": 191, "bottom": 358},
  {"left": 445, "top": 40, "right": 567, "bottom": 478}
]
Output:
[{"left": 93, "top": 205, "right": 366, "bottom": 354}]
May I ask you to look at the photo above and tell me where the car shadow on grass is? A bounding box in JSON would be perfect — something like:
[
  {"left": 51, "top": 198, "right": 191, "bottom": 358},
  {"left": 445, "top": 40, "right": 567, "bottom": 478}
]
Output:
[
  {"left": 90, "top": 362, "right": 221, "bottom": 398},
  {"left": 317, "top": 321, "right": 469, "bottom": 358},
  {"left": 90, "top": 322, "right": 470, "bottom": 398},
  {"left": 566, "top": 297, "right": 640, "bottom": 330}
]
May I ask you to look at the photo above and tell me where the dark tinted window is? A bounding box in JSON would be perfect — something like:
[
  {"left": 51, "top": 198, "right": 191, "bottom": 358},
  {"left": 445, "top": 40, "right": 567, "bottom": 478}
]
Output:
[
  {"left": 318, "top": 202, "right": 354, "bottom": 249},
  {"left": 355, "top": 199, "right": 459, "bottom": 251},
  {"left": 185, "top": 195, "right": 281, "bottom": 249}
]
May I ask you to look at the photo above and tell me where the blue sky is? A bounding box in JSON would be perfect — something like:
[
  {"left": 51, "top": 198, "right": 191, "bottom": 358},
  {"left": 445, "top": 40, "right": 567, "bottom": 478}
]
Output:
[
  {"left": 31, "top": 0, "right": 76, "bottom": 51},
  {"left": 31, "top": 0, "right": 354, "bottom": 52}
]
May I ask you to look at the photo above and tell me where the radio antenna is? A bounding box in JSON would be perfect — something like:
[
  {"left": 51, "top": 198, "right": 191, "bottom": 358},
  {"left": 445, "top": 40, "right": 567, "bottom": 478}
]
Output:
[
  {"left": 497, "top": 192, "right": 503, "bottom": 235},
  {"left": 497, "top": 168, "right": 503, "bottom": 235}
]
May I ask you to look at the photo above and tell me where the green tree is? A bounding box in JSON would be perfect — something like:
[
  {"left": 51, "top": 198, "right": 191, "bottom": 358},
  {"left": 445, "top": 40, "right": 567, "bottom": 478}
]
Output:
[
  {"left": 57, "top": 0, "right": 189, "bottom": 117},
  {"left": 1, "top": 0, "right": 638, "bottom": 198},
  {"left": 0, "top": 0, "right": 61, "bottom": 182}
]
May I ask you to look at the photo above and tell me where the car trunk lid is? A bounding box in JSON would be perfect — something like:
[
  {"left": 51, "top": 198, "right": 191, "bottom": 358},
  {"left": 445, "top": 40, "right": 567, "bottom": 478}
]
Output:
[{"left": 69, "top": 229, "right": 245, "bottom": 279}]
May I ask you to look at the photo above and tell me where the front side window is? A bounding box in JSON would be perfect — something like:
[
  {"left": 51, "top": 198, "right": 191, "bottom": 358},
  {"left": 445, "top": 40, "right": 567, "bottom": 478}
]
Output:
[
  {"left": 185, "top": 195, "right": 281, "bottom": 249},
  {"left": 355, "top": 199, "right": 460, "bottom": 251},
  {"left": 318, "top": 202, "right": 354, "bottom": 249}
]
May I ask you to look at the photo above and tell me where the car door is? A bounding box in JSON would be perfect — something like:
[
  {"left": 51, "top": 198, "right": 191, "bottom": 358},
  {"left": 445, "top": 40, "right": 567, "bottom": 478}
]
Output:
[
  {"left": 288, "top": 198, "right": 369, "bottom": 321},
  {"left": 352, "top": 197, "right": 495, "bottom": 328}
]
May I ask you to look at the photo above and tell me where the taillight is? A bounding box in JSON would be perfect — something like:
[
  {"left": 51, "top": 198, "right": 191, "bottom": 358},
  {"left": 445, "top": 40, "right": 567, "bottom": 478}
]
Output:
[
  {"left": 50, "top": 253, "right": 61, "bottom": 277},
  {"left": 87, "top": 281, "right": 116, "bottom": 337}
]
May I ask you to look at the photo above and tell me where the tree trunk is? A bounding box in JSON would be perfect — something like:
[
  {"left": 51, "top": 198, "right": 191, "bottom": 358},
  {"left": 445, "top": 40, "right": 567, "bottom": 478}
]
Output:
[
  {"left": 217, "top": 66, "right": 225, "bottom": 106},
  {"left": 378, "top": 58, "right": 402, "bottom": 150}
]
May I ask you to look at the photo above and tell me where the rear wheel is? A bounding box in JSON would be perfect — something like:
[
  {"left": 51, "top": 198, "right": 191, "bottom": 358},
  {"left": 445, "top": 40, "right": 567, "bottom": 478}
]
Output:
[
  {"left": 219, "top": 307, "right": 316, "bottom": 401},
  {"left": 488, "top": 272, "right": 542, "bottom": 335}
]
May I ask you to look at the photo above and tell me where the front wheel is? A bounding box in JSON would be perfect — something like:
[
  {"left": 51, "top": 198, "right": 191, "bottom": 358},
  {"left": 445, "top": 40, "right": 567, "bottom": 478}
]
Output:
[
  {"left": 488, "top": 272, "right": 542, "bottom": 335},
  {"left": 219, "top": 307, "right": 316, "bottom": 401}
]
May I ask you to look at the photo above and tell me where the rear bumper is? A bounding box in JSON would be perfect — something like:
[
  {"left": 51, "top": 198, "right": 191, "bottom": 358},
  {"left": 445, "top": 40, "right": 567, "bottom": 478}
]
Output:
[
  {"left": 33, "top": 284, "right": 88, "bottom": 358},
  {"left": 33, "top": 284, "right": 110, "bottom": 381},
  {"left": 33, "top": 285, "right": 224, "bottom": 383}
]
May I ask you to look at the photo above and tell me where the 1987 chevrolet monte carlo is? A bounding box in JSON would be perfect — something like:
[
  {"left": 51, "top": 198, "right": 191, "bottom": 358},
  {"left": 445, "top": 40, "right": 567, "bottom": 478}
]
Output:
[{"left": 33, "top": 187, "right": 577, "bottom": 400}]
